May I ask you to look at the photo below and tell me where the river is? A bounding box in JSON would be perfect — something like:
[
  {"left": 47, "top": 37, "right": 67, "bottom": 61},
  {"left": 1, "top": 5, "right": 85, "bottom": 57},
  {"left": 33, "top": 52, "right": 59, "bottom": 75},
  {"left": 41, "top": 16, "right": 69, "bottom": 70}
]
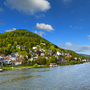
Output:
[{"left": 0, "top": 63, "right": 90, "bottom": 90}]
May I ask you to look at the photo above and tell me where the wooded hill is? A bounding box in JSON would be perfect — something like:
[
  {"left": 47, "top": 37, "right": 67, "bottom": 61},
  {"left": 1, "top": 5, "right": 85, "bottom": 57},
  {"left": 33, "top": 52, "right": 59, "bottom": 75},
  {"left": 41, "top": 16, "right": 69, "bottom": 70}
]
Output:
[{"left": 0, "top": 30, "right": 86, "bottom": 58}]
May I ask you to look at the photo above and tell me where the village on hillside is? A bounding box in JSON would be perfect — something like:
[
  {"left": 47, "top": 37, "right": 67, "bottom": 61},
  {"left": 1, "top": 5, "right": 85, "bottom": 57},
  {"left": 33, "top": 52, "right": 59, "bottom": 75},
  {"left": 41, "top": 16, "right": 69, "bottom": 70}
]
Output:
[{"left": 0, "top": 43, "right": 89, "bottom": 66}]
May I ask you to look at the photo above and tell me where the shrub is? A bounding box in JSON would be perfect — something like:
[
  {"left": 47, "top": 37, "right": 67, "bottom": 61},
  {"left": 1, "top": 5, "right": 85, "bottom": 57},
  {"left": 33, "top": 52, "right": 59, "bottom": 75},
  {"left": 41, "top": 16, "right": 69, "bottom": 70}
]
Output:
[
  {"left": 65, "top": 63, "right": 69, "bottom": 65},
  {"left": 33, "top": 64, "right": 39, "bottom": 68},
  {"left": 69, "top": 61, "right": 77, "bottom": 65}
]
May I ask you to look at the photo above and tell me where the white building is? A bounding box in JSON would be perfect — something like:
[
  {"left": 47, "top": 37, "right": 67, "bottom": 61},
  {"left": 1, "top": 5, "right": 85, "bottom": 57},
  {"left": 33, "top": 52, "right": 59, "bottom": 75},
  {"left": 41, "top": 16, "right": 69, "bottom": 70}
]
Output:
[
  {"left": 32, "top": 47, "right": 37, "bottom": 49},
  {"left": 57, "top": 51, "right": 62, "bottom": 55}
]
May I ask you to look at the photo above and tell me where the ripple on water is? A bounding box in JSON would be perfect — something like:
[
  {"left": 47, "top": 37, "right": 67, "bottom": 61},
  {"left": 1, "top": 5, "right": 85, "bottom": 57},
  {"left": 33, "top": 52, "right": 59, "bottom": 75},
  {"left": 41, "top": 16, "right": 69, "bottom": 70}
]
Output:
[{"left": 0, "top": 75, "right": 41, "bottom": 85}]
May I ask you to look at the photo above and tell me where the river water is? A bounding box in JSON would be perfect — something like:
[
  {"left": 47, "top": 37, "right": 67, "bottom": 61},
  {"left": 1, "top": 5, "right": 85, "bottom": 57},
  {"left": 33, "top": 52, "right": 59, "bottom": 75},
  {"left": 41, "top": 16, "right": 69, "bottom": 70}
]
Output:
[{"left": 0, "top": 63, "right": 90, "bottom": 90}]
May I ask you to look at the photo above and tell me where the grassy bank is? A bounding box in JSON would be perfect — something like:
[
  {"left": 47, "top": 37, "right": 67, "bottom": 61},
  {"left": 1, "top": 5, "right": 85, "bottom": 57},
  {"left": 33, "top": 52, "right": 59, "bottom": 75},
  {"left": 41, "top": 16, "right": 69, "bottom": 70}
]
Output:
[
  {"left": 1, "top": 61, "right": 86, "bottom": 71},
  {"left": 1, "top": 65, "right": 33, "bottom": 70},
  {"left": 1, "top": 64, "right": 47, "bottom": 71}
]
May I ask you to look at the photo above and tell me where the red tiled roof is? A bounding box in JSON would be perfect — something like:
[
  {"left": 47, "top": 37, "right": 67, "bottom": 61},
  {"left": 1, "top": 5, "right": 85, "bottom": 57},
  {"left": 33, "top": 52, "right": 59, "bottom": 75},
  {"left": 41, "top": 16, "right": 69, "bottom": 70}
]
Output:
[{"left": 2, "top": 57, "right": 10, "bottom": 60}]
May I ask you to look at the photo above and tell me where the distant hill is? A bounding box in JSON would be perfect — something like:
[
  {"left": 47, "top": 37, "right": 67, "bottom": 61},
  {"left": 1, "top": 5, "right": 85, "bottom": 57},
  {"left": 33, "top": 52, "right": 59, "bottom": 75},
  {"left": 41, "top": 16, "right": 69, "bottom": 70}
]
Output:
[
  {"left": 81, "top": 54, "right": 90, "bottom": 58},
  {"left": 0, "top": 29, "right": 86, "bottom": 58}
]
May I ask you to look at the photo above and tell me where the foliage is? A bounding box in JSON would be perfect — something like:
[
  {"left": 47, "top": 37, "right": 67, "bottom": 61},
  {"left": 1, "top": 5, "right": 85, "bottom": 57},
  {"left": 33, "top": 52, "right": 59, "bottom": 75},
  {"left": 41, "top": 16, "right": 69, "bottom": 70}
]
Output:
[
  {"left": 45, "top": 49, "right": 49, "bottom": 56},
  {"left": 69, "top": 61, "right": 77, "bottom": 65},
  {"left": 20, "top": 56, "right": 28, "bottom": 64},
  {"left": 28, "top": 54, "right": 31, "bottom": 58},
  {"left": 33, "top": 64, "right": 39, "bottom": 68},
  {"left": 33, "top": 54, "right": 37, "bottom": 57},
  {"left": 46, "top": 56, "right": 57, "bottom": 66},
  {"left": 49, "top": 56, "right": 57, "bottom": 63},
  {"left": 35, "top": 56, "right": 46, "bottom": 64},
  {"left": 0, "top": 29, "right": 86, "bottom": 59}
]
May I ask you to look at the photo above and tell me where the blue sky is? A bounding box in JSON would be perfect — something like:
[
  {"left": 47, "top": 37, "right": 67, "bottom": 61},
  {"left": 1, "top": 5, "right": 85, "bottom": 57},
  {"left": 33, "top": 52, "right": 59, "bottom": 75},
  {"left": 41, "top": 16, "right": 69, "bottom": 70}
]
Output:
[{"left": 0, "top": 0, "right": 90, "bottom": 54}]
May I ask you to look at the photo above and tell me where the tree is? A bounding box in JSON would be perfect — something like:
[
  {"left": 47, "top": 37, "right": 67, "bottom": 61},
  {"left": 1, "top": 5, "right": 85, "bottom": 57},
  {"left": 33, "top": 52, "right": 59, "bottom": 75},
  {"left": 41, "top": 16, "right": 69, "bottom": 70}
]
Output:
[
  {"left": 28, "top": 54, "right": 31, "bottom": 58},
  {"left": 35, "top": 56, "right": 46, "bottom": 64},
  {"left": 49, "top": 56, "right": 57, "bottom": 63},
  {"left": 20, "top": 56, "right": 28, "bottom": 64},
  {"left": 52, "top": 48, "right": 56, "bottom": 54},
  {"left": 46, "top": 58, "right": 50, "bottom": 66},
  {"left": 33, "top": 54, "right": 37, "bottom": 57},
  {"left": 42, "top": 56, "right": 46, "bottom": 64},
  {"left": 0, "top": 48, "right": 4, "bottom": 54},
  {"left": 45, "top": 49, "right": 49, "bottom": 56}
]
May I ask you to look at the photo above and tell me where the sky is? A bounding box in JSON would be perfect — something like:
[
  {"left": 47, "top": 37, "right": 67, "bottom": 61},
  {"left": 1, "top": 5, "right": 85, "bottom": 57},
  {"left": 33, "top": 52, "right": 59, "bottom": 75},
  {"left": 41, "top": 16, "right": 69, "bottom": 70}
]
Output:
[{"left": 0, "top": 0, "right": 90, "bottom": 55}]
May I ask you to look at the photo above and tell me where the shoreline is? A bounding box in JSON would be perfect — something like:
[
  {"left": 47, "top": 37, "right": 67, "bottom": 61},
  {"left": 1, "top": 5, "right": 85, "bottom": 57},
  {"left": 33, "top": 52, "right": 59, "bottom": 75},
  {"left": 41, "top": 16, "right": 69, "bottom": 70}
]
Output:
[{"left": 1, "top": 61, "right": 88, "bottom": 71}]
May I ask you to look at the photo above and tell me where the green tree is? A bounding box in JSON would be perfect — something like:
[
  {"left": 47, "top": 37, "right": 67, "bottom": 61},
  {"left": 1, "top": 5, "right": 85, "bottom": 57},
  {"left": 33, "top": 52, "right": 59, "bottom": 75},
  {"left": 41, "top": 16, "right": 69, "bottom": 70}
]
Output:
[
  {"left": 35, "top": 56, "right": 46, "bottom": 64},
  {"left": 20, "top": 56, "right": 28, "bottom": 64},
  {"left": 33, "top": 54, "right": 37, "bottom": 57},
  {"left": 45, "top": 49, "right": 49, "bottom": 56},
  {"left": 49, "top": 56, "right": 57, "bottom": 63},
  {"left": 28, "top": 54, "right": 31, "bottom": 58},
  {"left": 0, "top": 48, "right": 4, "bottom": 54}
]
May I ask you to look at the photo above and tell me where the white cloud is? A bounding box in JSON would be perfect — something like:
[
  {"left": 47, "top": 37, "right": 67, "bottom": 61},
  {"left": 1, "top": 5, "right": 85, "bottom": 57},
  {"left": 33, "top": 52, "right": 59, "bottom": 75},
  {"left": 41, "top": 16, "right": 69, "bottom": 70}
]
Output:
[
  {"left": 65, "top": 42, "right": 72, "bottom": 46},
  {"left": 60, "top": 43, "right": 90, "bottom": 54},
  {"left": 0, "top": 20, "right": 4, "bottom": 25},
  {"left": 35, "top": 14, "right": 45, "bottom": 19},
  {"left": 80, "top": 27, "right": 83, "bottom": 29},
  {"left": 75, "top": 45, "right": 90, "bottom": 52},
  {"left": 39, "top": 31, "right": 46, "bottom": 36},
  {"left": 87, "top": 35, "right": 90, "bottom": 39},
  {"left": 70, "top": 26, "right": 83, "bottom": 30},
  {"left": 6, "top": 28, "right": 16, "bottom": 32},
  {"left": 36, "top": 23, "right": 54, "bottom": 31},
  {"left": 34, "top": 31, "right": 46, "bottom": 36},
  {"left": 70, "top": 25, "right": 72, "bottom": 28},
  {"left": 75, "top": 27, "right": 78, "bottom": 29},
  {"left": 63, "top": 0, "right": 72, "bottom": 3},
  {"left": 70, "top": 10, "right": 74, "bottom": 13},
  {"left": 34, "top": 31, "right": 38, "bottom": 34},
  {"left": 4, "top": 0, "right": 51, "bottom": 15},
  {"left": 80, "top": 19, "right": 82, "bottom": 21},
  {"left": 0, "top": 8, "right": 4, "bottom": 12}
]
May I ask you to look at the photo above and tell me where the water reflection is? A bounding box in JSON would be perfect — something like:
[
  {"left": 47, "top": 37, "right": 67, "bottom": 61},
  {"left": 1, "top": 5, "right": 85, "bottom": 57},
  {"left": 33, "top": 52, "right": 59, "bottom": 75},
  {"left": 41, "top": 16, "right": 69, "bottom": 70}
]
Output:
[{"left": 0, "top": 75, "right": 41, "bottom": 85}]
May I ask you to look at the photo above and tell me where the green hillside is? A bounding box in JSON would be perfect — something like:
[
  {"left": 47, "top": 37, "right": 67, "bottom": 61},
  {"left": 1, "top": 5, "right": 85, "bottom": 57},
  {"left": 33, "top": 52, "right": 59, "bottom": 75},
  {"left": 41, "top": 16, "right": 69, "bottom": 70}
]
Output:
[
  {"left": 81, "top": 54, "right": 90, "bottom": 58},
  {"left": 0, "top": 29, "right": 86, "bottom": 58},
  {"left": 0, "top": 29, "right": 54, "bottom": 48}
]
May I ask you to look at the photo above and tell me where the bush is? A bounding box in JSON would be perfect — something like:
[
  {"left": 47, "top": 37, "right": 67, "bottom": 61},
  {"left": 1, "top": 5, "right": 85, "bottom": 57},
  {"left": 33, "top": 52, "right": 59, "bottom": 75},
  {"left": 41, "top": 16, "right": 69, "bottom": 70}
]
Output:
[
  {"left": 65, "top": 63, "right": 69, "bottom": 65},
  {"left": 69, "top": 61, "right": 77, "bottom": 65},
  {"left": 33, "top": 64, "right": 39, "bottom": 68}
]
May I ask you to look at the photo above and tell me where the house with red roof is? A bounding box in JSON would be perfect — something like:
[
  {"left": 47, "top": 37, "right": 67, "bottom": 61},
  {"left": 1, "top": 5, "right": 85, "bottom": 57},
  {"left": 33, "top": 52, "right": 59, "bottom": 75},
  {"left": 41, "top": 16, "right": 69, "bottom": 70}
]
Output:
[{"left": 2, "top": 57, "right": 11, "bottom": 64}]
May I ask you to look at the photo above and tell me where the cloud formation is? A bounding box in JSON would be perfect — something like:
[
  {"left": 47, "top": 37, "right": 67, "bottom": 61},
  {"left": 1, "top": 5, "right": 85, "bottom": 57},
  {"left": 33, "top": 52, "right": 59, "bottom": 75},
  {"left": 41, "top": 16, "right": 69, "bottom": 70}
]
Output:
[
  {"left": 65, "top": 42, "right": 72, "bottom": 46},
  {"left": 60, "top": 42, "right": 90, "bottom": 54},
  {"left": 6, "top": 28, "right": 16, "bottom": 32},
  {"left": 36, "top": 23, "right": 54, "bottom": 31},
  {"left": 70, "top": 25, "right": 72, "bottom": 28},
  {"left": 87, "top": 35, "right": 90, "bottom": 39},
  {"left": 63, "top": 0, "right": 72, "bottom": 3},
  {"left": 70, "top": 25, "right": 83, "bottom": 30},
  {"left": 34, "top": 31, "right": 46, "bottom": 36},
  {"left": 0, "top": 8, "right": 4, "bottom": 12},
  {"left": 0, "top": 20, "right": 4, "bottom": 25},
  {"left": 4, "top": 0, "right": 51, "bottom": 15}
]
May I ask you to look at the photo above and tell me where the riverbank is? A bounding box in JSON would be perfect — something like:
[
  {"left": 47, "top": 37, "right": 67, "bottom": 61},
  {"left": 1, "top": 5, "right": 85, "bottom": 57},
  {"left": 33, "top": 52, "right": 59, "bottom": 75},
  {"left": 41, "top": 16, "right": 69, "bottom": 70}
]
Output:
[
  {"left": 1, "top": 61, "right": 87, "bottom": 71},
  {"left": 1, "top": 65, "right": 33, "bottom": 71},
  {"left": 58, "top": 60, "right": 85, "bottom": 66},
  {"left": 1, "top": 64, "right": 48, "bottom": 71}
]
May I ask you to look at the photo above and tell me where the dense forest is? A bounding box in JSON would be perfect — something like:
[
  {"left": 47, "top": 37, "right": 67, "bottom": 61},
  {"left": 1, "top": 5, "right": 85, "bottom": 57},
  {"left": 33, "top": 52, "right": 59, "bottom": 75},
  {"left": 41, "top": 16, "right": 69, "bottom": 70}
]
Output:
[{"left": 0, "top": 29, "right": 86, "bottom": 59}]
